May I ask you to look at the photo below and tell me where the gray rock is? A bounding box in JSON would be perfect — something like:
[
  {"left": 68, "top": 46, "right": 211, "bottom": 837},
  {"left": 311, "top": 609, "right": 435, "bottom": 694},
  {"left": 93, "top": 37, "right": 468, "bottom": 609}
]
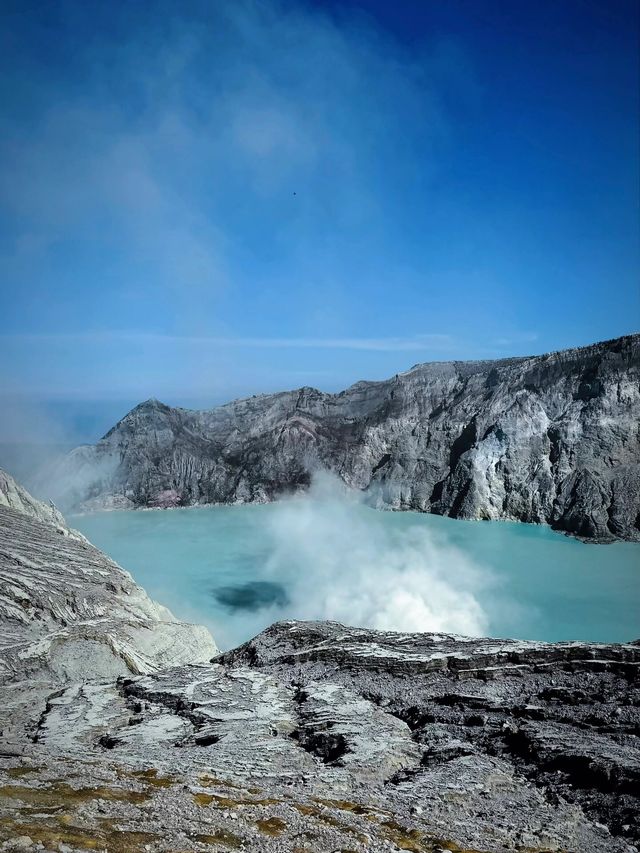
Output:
[
  {"left": 41, "top": 334, "right": 640, "bottom": 541},
  {"left": 2, "top": 617, "right": 638, "bottom": 851},
  {"left": 0, "top": 468, "right": 218, "bottom": 692},
  {"left": 0, "top": 468, "right": 70, "bottom": 534},
  {"left": 1, "top": 475, "right": 638, "bottom": 852}
]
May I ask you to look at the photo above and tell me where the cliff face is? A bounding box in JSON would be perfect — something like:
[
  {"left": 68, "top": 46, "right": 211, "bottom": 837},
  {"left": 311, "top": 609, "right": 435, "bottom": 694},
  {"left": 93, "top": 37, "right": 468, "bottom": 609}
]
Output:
[
  {"left": 45, "top": 334, "right": 640, "bottom": 540},
  {"left": 1, "top": 475, "right": 638, "bottom": 852},
  {"left": 0, "top": 467, "right": 70, "bottom": 533},
  {"left": 0, "top": 468, "right": 217, "bottom": 690}
]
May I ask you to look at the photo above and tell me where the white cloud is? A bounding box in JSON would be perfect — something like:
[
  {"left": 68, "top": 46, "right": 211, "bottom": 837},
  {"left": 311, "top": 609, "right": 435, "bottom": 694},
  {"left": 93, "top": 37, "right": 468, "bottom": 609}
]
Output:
[
  {"left": 1, "top": 1, "right": 485, "bottom": 402},
  {"left": 1, "top": 0, "right": 462, "bottom": 324},
  {"left": 0, "top": 331, "right": 455, "bottom": 352}
]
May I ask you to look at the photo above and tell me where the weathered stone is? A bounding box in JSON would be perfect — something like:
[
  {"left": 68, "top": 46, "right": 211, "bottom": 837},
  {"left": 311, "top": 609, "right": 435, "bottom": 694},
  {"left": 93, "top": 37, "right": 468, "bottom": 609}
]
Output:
[
  {"left": 41, "top": 334, "right": 640, "bottom": 541},
  {"left": 1, "top": 474, "right": 638, "bottom": 852},
  {"left": 0, "top": 469, "right": 218, "bottom": 692}
]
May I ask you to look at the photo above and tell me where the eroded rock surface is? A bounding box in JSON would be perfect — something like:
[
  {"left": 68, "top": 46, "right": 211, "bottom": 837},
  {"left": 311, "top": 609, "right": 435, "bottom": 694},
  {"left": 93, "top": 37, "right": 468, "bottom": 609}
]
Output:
[
  {"left": 3, "top": 621, "right": 639, "bottom": 851},
  {"left": 0, "top": 469, "right": 70, "bottom": 534},
  {"left": 1, "top": 476, "right": 638, "bottom": 852},
  {"left": 0, "top": 469, "right": 217, "bottom": 692},
  {"left": 41, "top": 334, "right": 640, "bottom": 541}
]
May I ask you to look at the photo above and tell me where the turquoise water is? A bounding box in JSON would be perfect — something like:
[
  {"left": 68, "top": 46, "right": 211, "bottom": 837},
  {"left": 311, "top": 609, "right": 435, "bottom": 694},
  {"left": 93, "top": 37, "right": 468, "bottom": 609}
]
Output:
[{"left": 71, "top": 495, "right": 640, "bottom": 650}]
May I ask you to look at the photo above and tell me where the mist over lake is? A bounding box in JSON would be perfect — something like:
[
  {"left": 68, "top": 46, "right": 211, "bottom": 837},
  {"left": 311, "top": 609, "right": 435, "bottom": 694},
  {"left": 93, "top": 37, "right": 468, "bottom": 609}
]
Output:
[{"left": 71, "top": 479, "right": 640, "bottom": 651}]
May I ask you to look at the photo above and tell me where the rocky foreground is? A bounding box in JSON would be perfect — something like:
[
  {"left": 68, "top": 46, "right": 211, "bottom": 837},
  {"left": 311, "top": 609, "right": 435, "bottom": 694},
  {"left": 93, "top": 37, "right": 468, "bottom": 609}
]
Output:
[
  {"left": 42, "top": 334, "right": 640, "bottom": 542},
  {"left": 0, "top": 470, "right": 639, "bottom": 853}
]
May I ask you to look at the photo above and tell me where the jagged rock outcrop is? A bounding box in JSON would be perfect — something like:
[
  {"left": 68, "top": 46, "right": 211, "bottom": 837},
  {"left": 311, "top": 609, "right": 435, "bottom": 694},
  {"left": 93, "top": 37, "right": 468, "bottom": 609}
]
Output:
[
  {"left": 2, "top": 619, "right": 639, "bottom": 851},
  {"left": 40, "top": 334, "right": 640, "bottom": 541},
  {"left": 0, "top": 468, "right": 69, "bottom": 534},
  {"left": 0, "top": 479, "right": 638, "bottom": 851},
  {"left": 0, "top": 468, "right": 217, "bottom": 692}
]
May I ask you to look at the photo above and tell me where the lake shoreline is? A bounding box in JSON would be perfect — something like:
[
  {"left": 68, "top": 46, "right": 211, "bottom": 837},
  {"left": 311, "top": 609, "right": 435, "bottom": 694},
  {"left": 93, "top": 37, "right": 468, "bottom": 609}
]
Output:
[
  {"left": 68, "top": 490, "right": 623, "bottom": 545},
  {"left": 71, "top": 500, "right": 640, "bottom": 650}
]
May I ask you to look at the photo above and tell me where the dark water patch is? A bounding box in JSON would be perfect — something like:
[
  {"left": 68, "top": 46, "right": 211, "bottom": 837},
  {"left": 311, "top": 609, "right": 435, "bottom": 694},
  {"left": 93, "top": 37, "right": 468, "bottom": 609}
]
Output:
[{"left": 213, "top": 581, "right": 288, "bottom": 612}]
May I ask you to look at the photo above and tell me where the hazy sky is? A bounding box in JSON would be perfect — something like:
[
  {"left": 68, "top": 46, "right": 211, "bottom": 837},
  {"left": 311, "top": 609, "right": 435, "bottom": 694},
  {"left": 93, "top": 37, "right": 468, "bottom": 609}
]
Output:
[{"left": 1, "top": 0, "right": 638, "bottom": 413}]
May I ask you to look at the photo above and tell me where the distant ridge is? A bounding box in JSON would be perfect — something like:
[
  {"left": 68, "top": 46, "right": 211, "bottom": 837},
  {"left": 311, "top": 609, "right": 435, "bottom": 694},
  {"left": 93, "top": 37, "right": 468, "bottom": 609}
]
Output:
[{"left": 39, "top": 334, "right": 640, "bottom": 541}]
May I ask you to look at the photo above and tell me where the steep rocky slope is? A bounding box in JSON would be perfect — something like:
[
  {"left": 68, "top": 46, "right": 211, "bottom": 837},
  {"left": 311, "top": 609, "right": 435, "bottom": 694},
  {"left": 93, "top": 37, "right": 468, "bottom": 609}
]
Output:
[
  {"left": 42, "top": 334, "right": 640, "bottom": 541},
  {"left": 0, "top": 476, "right": 638, "bottom": 852},
  {"left": 0, "top": 468, "right": 69, "bottom": 533},
  {"left": 0, "top": 468, "right": 217, "bottom": 693}
]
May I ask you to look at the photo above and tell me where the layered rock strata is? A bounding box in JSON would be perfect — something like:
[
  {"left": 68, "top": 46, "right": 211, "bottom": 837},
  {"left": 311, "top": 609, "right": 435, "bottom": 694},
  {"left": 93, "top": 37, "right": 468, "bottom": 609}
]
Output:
[
  {"left": 2, "top": 618, "right": 639, "bottom": 852},
  {"left": 0, "top": 469, "right": 217, "bottom": 691},
  {"left": 42, "top": 334, "right": 640, "bottom": 541},
  {"left": 1, "top": 473, "right": 638, "bottom": 852}
]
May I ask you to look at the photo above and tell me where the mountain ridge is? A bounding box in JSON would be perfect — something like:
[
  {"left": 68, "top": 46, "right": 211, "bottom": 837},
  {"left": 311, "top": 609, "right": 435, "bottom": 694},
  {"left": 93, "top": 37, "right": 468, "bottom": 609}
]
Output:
[
  {"left": 0, "top": 468, "right": 218, "bottom": 689},
  {"left": 39, "top": 333, "right": 640, "bottom": 541},
  {"left": 113, "top": 333, "right": 638, "bottom": 416}
]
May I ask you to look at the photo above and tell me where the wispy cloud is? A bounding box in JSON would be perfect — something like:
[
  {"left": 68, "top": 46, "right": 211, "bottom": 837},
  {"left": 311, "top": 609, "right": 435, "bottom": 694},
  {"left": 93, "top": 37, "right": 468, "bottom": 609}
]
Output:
[
  {"left": 1, "top": 331, "right": 455, "bottom": 352},
  {"left": 0, "top": 1, "right": 461, "bottom": 336},
  {"left": 0, "top": 0, "right": 485, "bottom": 402},
  {"left": 491, "top": 333, "right": 539, "bottom": 348}
]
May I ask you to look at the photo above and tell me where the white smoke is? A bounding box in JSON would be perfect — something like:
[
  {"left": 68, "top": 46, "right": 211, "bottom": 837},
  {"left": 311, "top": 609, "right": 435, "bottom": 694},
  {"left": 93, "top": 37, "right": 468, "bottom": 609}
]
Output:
[
  {"left": 261, "top": 472, "right": 491, "bottom": 636},
  {"left": 69, "top": 471, "right": 499, "bottom": 650}
]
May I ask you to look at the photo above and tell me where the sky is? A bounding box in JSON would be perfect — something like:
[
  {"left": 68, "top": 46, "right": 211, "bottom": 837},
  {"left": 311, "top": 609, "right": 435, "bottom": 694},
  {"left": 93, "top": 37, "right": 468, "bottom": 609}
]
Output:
[{"left": 0, "top": 0, "right": 638, "bottom": 440}]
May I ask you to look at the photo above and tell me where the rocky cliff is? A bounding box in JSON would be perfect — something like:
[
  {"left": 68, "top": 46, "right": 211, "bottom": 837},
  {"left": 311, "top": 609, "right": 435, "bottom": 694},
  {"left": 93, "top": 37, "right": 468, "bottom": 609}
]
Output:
[
  {"left": 0, "top": 468, "right": 217, "bottom": 693},
  {"left": 0, "top": 468, "right": 69, "bottom": 533},
  {"left": 41, "top": 334, "right": 640, "bottom": 540},
  {"left": 1, "top": 475, "right": 638, "bottom": 852}
]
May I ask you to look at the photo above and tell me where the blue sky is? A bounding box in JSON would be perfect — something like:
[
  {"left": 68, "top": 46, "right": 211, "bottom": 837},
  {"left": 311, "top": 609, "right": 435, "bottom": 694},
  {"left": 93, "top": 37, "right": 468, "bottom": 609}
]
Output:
[{"left": 0, "top": 0, "right": 638, "bottom": 436}]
